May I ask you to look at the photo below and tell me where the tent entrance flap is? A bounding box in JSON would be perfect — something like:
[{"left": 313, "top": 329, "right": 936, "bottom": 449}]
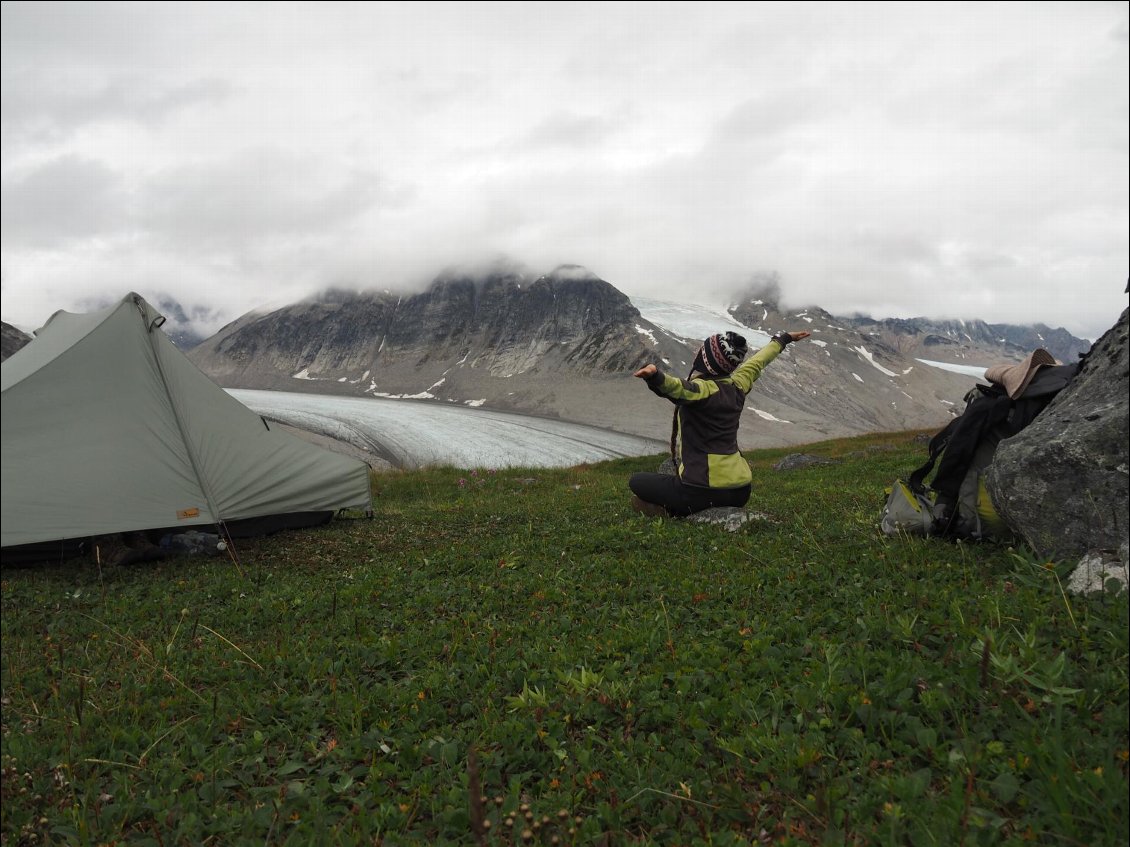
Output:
[{"left": 141, "top": 295, "right": 223, "bottom": 526}]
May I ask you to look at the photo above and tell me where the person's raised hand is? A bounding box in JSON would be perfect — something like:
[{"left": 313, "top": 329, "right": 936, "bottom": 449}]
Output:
[
  {"left": 633, "top": 364, "right": 658, "bottom": 379},
  {"left": 773, "top": 330, "right": 812, "bottom": 347}
]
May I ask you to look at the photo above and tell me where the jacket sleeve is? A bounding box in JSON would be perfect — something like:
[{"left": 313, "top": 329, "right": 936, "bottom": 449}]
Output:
[
  {"left": 729, "top": 339, "right": 784, "bottom": 394},
  {"left": 643, "top": 369, "right": 720, "bottom": 405}
]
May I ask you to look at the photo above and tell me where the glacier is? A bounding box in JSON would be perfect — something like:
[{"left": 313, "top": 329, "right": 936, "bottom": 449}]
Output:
[{"left": 229, "top": 389, "right": 664, "bottom": 470}]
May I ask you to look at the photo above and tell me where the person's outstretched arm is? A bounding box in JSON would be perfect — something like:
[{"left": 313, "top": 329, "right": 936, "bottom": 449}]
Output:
[
  {"left": 729, "top": 330, "right": 811, "bottom": 393},
  {"left": 634, "top": 363, "right": 718, "bottom": 404}
]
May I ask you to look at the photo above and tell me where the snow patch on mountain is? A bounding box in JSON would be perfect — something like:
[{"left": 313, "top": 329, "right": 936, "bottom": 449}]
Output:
[
  {"left": 916, "top": 359, "right": 989, "bottom": 379},
  {"left": 635, "top": 324, "right": 658, "bottom": 345},
  {"left": 749, "top": 408, "right": 792, "bottom": 423},
  {"left": 852, "top": 345, "right": 899, "bottom": 377}
]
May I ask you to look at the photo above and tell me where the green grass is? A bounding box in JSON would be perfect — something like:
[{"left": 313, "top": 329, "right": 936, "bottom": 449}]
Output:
[{"left": 2, "top": 430, "right": 1127, "bottom": 846}]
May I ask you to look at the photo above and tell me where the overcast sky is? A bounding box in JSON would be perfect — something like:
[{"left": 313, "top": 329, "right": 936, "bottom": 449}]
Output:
[{"left": 2, "top": 1, "right": 1127, "bottom": 340}]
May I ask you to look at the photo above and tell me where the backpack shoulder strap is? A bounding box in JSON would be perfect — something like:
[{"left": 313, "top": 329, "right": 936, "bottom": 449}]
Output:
[
  {"left": 909, "top": 384, "right": 1003, "bottom": 492},
  {"left": 908, "top": 416, "right": 959, "bottom": 492},
  {"left": 929, "top": 386, "right": 1012, "bottom": 499}
]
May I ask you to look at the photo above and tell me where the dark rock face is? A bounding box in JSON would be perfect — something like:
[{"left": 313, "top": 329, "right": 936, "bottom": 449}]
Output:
[
  {"left": 1, "top": 321, "right": 32, "bottom": 362},
  {"left": 986, "top": 308, "right": 1129, "bottom": 560},
  {"left": 191, "top": 265, "right": 656, "bottom": 387}
]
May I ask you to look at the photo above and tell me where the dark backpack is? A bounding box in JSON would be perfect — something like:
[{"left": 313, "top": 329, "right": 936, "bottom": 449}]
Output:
[{"left": 882, "top": 362, "right": 1080, "bottom": 540}]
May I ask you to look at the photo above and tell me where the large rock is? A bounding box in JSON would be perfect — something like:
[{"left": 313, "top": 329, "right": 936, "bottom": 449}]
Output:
[{"left": 986, "top": 308, "right": 1129, "bottom": 561}]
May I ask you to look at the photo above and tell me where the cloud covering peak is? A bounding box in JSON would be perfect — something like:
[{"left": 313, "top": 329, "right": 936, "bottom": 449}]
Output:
[{"left": 2, "top": 2, "right": 1127, "bottom": 340}]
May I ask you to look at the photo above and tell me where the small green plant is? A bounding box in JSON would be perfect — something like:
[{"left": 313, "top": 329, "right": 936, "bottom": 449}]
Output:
[
  {"left": 505, "top": 680, "right": 550, "bottom": 712},
  {"left": 974, "top": 624, "right": 1084, "bottom": 702}
]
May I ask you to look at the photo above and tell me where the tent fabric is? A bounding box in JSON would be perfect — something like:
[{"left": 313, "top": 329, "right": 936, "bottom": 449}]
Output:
[{"left": 1, "top": 293, "right": 372, "bottom": 548}]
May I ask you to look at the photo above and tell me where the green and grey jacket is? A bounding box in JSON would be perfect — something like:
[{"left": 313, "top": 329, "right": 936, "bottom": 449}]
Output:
[{"left": 643, "top": 339, "right": 784, "bottom": 489}]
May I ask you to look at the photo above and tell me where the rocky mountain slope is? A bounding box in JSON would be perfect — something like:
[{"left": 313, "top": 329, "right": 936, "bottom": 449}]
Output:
[
  {"left": 838, "top": 315, "right": 1086, "bottom": 367},
  {"left": 727, "top": 284, "right": 1090, "bottom": 366},
  {"left": 1, "top": 321, "right": 32, "bottom": 362},
  {"left": 185, "top": 265, "right": 1092, "bottom": 448}
]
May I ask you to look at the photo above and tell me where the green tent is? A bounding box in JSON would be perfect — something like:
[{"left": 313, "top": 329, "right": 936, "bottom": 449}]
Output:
[{"left": 1, "top": 293, "right": 372, "bottom": 554}]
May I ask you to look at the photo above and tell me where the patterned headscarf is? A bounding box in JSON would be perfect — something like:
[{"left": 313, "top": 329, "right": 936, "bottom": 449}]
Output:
[{"left": 691, "top": 332, "right": 748, "bottom": 377}]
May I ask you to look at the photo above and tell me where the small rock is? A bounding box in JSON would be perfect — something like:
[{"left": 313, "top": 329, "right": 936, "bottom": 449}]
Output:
[
  {"left": 688, "top": 507, "right": 774, "bottom": 532},
  {"left": 1066, "top": 550, "right": 1129, "bottom": 596},
  {"left": 773, "top": 453, "right": 837, "bottom": 471}
]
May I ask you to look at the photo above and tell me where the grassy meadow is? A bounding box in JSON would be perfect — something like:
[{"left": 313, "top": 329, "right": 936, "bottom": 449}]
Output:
[{"left": 1, "top": 430, "right": 1127, "bottom": 846}]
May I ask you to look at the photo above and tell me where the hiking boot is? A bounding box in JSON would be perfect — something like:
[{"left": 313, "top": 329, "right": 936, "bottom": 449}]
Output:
[{"left": 630, "top": 495, "right": 669, "bottom": 518}]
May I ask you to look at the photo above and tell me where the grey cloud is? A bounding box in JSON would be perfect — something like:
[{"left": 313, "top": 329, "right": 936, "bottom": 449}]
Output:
[
  {"left": 140, "top": 150, "right": 383, "bottom": 250},
  {"left": 710, "top": 89, "right": 828, "bottom": 146},
  {"left": 1, "top": 145, "right": 389, "bottom": 300},
  {"left": 413, "top": 72, "right": 491, "bottom": 113},
  {"left": 518, "top": 112, "right": 617, "bottom": 151},
  {"left": 959, "top": 248, "right": 1021, "bottom": 275},
  {"left": 2, "top": 72, "right": 232, "bottom": 146},
  {"left": 0, "top": 155, "right": 128, "bottom": 246},
  {"left": 1, "top": 2, "right": 1124, "bottom": 343},
  {"left": 129, "top": 77, "right": 233, "bottom": 123},
  {"left": 843, "top": 230, "right": 940, "bottom": 268},
  {"left": 1, "top": 143, "right": 382, "bottom": 256}
]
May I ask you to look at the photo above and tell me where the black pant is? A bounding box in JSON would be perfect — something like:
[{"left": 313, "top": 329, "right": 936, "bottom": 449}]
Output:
[{"left": 629, "top": 472, "right": 751, "bottom": 517}]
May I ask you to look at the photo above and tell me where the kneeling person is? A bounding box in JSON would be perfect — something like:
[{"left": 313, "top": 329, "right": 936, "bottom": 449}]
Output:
[{"left": 629, "top": 329, "right": 810, "bottom": 517}]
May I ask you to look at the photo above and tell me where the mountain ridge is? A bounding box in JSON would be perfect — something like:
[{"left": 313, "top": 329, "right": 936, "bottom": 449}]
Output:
[
  {"left": 1, "top": 266, "right": 1095, "bottom": 450},
  {"left": 182, "top": 265, "right": 1093, "bottom": 447}
]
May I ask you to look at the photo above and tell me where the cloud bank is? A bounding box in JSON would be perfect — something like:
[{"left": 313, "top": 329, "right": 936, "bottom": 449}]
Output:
[{"left": 2, "top": 2, "right": 1127, "bottom": 340}]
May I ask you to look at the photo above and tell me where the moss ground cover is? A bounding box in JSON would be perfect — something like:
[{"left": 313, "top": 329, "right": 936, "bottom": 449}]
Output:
[{"left": 2, "top": 431, "right": 1127, "bottom": 846}]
